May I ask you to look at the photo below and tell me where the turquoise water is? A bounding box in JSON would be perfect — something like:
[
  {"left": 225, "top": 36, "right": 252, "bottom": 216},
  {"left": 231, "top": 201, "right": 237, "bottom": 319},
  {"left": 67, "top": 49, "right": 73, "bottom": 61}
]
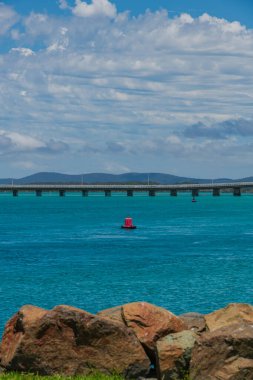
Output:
[{"left": 0, "top": 192, "right": 252, "bottom": 335}]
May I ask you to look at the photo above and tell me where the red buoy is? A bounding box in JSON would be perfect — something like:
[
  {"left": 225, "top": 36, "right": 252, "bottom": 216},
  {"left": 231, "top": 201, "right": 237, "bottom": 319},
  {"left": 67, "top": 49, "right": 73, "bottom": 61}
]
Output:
[{"left": 121, "top": 217, "right": 137, "bottom": 229}]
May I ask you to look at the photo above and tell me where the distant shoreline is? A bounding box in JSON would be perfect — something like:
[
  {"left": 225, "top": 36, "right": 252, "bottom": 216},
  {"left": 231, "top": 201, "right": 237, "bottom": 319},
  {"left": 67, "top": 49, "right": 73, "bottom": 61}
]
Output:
[{"left": 1, "top": 171, "right": 253, "bottom": 185}]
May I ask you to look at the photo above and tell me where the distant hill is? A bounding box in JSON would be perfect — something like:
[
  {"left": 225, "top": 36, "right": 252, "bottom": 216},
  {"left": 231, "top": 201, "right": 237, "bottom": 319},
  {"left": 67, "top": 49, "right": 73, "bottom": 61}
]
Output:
[{"left": 0, "top": 172, "right": 252, "bottom": 185}]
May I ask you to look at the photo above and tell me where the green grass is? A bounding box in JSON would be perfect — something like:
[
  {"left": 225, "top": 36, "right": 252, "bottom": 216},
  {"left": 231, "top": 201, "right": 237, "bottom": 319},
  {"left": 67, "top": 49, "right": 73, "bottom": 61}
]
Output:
[{"left": 0, "top": 374, "right": 123, "bottom": 380}]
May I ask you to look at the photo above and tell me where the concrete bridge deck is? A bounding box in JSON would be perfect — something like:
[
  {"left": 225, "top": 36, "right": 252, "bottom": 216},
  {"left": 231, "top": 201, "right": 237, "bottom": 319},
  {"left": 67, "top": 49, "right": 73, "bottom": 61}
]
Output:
[{"left": 0, "top": 182, "right": 252, "bottom": 196}]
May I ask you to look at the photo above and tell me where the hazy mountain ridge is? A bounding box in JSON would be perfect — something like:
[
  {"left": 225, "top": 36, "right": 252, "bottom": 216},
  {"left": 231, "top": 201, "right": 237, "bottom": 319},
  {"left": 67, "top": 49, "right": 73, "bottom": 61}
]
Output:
[{"left": 0, "top": 172, "right": 252, "bottom": 185}]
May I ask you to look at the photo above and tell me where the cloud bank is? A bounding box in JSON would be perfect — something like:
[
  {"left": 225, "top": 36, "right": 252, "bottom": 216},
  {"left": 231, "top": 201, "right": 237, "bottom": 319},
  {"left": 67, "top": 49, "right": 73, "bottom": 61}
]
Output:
[{"left": 0, "top": 1, "right": 253, "bottom": 177}]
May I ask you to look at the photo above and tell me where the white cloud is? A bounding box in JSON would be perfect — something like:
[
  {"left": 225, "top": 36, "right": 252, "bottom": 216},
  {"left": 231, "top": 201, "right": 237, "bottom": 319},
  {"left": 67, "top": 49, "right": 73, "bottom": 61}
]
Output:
[
  {"left": 178, "top": 13, "right": 194, "bottom": 24},
  {"left": 0, "top": 131, "right": 68, "bottom": 155},
  {"left": 58, "top": 0, "right": 70, "bottom": 10},
  {"left": 72, "top": 0, "right": 117, "bottom": 18},
  {"left": 23, "top": 12, "right": 51, "bottom": 39},
  {"left": 0, "top": 3, "right": 19, "bottom": 36},
  {"left": 0, "top": 130, "right": 44, "bottom": 151},
  {"left": 199, "top": 13, "right": 245, "bottom": 33},
  {"left": 47, "top": 27, "right": 69, "bottom": 52},
  {"left": 10, "top": 47, "right": 35, "bottom": 56}
]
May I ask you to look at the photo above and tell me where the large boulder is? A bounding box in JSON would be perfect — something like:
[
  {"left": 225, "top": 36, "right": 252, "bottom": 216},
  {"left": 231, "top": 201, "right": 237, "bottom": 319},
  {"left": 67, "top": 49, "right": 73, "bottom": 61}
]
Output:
[
  {"left": 190, "top": 322, "right": 253, "bottom": 380},
  {"left": 179, "top": 312, "right": 206, "bottom": 334},
  {"left": 156, "top": 330, "right": 197, "bottom": 380},
  {"left": 123, "top": 302, "right": 186, "bottom": 352},
  {"left": 1, "top": 304, "right": 150, "bottom": 378},
  {"left": 99, "top": 302, "right": 186, "bottom": 359},
  {"left": 205, "top": 303, "right": 253, "bottom": 331}
]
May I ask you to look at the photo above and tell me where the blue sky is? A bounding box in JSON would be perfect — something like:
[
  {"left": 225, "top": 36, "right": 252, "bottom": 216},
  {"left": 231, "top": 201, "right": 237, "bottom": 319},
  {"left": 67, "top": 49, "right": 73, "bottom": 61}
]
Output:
[
  {"left": 0, "top": 0, "right": 253, "bottom": 178},
  {"left": 3, "top": 0, "right": 253, "bottom": 27}
]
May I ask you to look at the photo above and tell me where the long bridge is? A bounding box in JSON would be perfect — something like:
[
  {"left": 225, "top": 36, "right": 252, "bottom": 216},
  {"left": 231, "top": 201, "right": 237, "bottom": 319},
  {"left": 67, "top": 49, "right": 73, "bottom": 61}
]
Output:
[{"left": 0, "top": 182, "right": 253, "bottom": 197}]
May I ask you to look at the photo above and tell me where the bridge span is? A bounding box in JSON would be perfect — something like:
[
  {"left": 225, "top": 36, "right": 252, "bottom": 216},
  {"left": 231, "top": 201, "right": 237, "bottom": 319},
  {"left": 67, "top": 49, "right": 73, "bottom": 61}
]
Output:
[{"left": 0, "top": 182, "right": 253, "bottom": 197}]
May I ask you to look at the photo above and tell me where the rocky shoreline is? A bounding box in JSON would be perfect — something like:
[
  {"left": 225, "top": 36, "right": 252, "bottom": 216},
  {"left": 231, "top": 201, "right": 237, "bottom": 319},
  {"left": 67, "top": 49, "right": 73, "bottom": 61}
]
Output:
[{"left": 0, "top": 302, "right": 252, "bottom": 379}]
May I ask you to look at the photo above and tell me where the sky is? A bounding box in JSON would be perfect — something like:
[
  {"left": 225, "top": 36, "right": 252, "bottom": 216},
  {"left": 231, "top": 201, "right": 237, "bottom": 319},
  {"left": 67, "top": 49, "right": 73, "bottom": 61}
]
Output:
[{"left": 0, "top": 0, "right": 253, "bottom": 178}]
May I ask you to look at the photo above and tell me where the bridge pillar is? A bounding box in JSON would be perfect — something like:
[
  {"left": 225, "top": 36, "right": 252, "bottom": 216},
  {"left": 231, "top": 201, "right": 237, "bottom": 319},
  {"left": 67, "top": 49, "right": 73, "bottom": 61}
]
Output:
[
  {"left": 36, "top": 190, "right": 42, "bottom": 197},
  {"left": 105, "top": 190, "right": 111, "bottom": 197},
  {"left": 170, "top": 189, "right": 177, "bottom": 196},
  {"left": 82, "top": 190, "right": 88, "bottom": 197},
  {"left": 149, "top": 190, "right": 156, "bottom": 196},
  {"left": 213, "top": 188, "right": 220, "bottom": 196},
  {"left": 127, "top": 190, "right": 133, "bottom": 196},
  {"left": 192, "top": 189, "right": 199, "bottom": 197},
  {"left": 59, "top": 189, "right": 65, "bottom": 197},
  {"left": 233, "top": 187, "right": 241, "bottom": 196},
  {"left": 13, "top": 189, "right": 18, "bottom": 197}
]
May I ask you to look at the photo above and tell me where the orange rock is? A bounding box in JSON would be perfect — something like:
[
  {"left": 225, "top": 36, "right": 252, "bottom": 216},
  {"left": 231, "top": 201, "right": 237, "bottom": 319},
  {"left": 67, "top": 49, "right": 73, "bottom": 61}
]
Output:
[
  {"left": 1, "top": 304, "right": 150, "bottom": 378},
  {"left": 1, "top": 305, "right": 47, "bottom": 368},
  {"left": 190, "top": 322, "right": 253, "bottom": 380},
  {"left": 205, "top": 303, "right": 253, "bottom": 332},
  {"left": 179, "top": 312, "right": 206, "bottom": 334},
  {"left": 122, "top": 302, "right": 186, "bottom": 353},
  {"left": 156, "top": 330, "right": 197, "bottom": 380}
]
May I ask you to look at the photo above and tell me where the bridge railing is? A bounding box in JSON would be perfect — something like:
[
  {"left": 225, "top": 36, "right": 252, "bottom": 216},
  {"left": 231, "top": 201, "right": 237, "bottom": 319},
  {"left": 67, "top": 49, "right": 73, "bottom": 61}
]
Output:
[{"left": 0, "top": 182, "right": 252, "bottom": 191}]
